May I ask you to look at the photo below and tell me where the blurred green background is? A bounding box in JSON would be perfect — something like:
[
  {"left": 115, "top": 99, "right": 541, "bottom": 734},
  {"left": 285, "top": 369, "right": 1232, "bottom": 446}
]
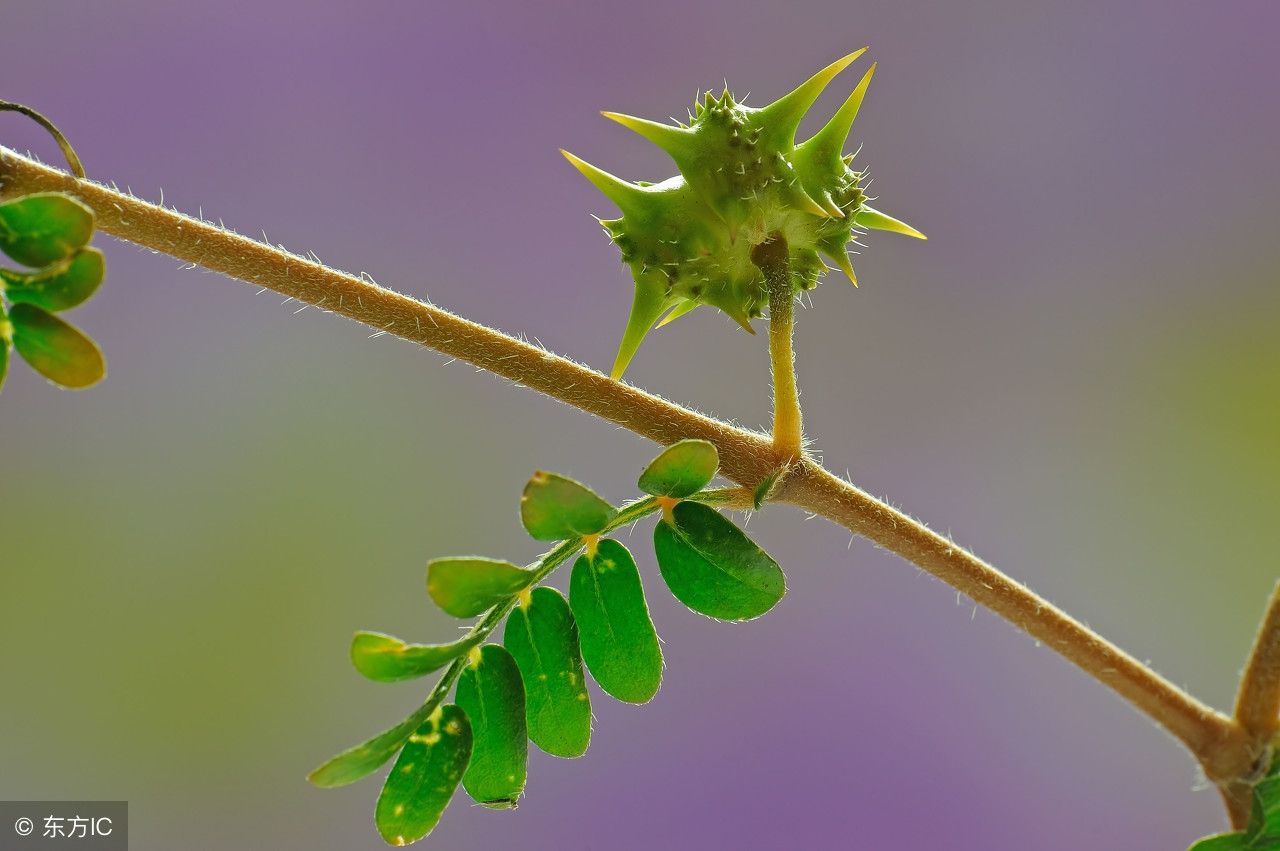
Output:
[{"left": 1, "top": 1, "right": 1277, "bottom": 848}]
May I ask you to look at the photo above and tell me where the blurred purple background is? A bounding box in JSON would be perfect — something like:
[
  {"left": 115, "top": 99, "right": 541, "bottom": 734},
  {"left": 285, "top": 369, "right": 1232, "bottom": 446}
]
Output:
[{"left": 2, "top": 1, "right": 1278, "bottom": 848}]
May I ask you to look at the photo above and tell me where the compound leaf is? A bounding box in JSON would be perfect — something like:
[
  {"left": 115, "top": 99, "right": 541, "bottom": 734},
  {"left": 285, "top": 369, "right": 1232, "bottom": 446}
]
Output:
[
  {"left": 351, "top": 631, "right": 481, "bottom": 683},
  {"left": 638, "top": 439, "right": 718, "bottom": 498},
  {"left": 426, "top": 557, "right": 533, "bottom": 618},
  {"left": 9, "top": 302, "right": 104, "bottom": 389},
  {"left": 0, "top": 192, "right": 94, "bottom": 267},
  {"left": 454, "top": 644, "right": 527, "bottom": 808},
  {"left": 374, "top": 704, "right": 472, "bottom": 847},
  {"left": 653, "top": 500, "right": 785, "bottom": 621},
  {"left": 569, "top": 538, "right": 662, "bottom": 704},
  {"left": 503, "top": 587, "right": 592, "bottom": 758},
  {"left": 520, "top": 471, "right": 614, "bottom": 541},
  {"left": 2, "top": 247, "right": 104, "bottom": 311}
]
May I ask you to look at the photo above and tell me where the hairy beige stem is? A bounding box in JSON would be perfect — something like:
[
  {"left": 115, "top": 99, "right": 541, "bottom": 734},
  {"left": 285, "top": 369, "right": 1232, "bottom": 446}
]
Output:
[
  {"left": 1236, "top": 582, "right": 1280, "bottom": 740},
  {"left": 1219, "top": 581, "right": 1280, "bottom": 827},
  {"left": 0, "top": 146, "right": 1257, "bottom": 811},
  {"left": 752, "top": 236, "right": 803, "bottom": 458},
  {"left": 779, "top": 462, "right": 1250, "bottom": 781}
]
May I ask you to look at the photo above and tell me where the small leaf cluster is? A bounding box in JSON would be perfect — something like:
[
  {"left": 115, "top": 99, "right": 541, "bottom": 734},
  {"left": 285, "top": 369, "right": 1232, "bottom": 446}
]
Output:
[
  {"left": 0, "top": 191, "right": 106, "bottom": 392},
  {"left": 1190, "top": 750, "right": 1280, "bottom": 850},
  {"left": 1, "top": 98, "right": 107, "bottom": 396},
  {"left": 310, "top": 440, "right": 786, "bottom": 846},
  {"left": 561, "top": 49, "right": 926, "bottom": 378}
]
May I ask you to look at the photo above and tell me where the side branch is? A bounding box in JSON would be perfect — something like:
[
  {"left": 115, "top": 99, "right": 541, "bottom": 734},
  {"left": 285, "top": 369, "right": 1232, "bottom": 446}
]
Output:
[
  {"left": 752, "top": 236, "right": 803, "bottom": 458},
  {"left": 1217, "top": 582, "right": 1280, "bottom": 827},
  {"left": 0, "top": 147, "right": 1252, "bottom": 796},
  {"left": 1235, "top": 581, "right": 1280, "bottom": 741}
]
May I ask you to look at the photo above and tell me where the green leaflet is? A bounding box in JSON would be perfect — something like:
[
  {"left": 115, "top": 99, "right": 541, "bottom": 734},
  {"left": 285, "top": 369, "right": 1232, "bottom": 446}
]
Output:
[
  {"left": 638, "top": 439, "right": 718, "bottom": 498},
  {"left": 0, "top": 333, "right": 9, "bottom": 394},
  {"left": 1, "top": 247, "right": 104, "bottom": 312},
  {"left": 569, "top": 538, "right": 662, "bottom": 704},
  {"left": 653, "top": 500, "right": 785, "bottom": 621},
  {"left": 503, "top": 587, "right": 592, "bottom": 758},
  {"left": 520, "top": 471, "right": 615, "bottom": 540},
  {"left": 375, "top": 704, "right": 472, "bottom": 847},
  {"left": 0, "top": 192, "right": 94, "bottom": 267},
  {"left": 454, "top": 644, "right": 527, "bottom": 808},
  {"left": 9, "top": 302, "right": 104, "bottom": 389},
  {"left": 351, "top": 631, "right": 482, "bottom": 683},
  {"left": 307, "top": 698, "right": 445, "bottom": 788},
  {"left": 426, "top": 557, "right": 534, "bottom": 618}
]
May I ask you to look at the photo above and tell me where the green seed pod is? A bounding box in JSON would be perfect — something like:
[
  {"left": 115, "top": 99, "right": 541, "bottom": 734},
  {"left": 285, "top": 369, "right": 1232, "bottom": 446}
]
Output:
[{"left": 562, "top": 49, "right": 926, "bottom": 377}]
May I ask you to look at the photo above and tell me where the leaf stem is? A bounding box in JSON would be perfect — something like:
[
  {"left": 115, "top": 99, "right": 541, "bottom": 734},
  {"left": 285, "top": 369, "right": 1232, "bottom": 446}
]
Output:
[
  {"left": 325, "top": 485, "right": 753, "bottom": 780},
  {"left": 752, "top": 236, "right": 804, "bottom": 459},
  {"left": 0, "top": 102, "right": 85, "bottom": 178},
  {"left": 0, "top": 147, "right": 1257, "bottom": 812}
]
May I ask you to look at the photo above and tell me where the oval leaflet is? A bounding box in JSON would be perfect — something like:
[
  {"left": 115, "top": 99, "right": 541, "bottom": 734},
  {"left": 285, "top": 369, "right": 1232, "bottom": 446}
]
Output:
[
  {"left": 426, "top": 557, "right": 534, "bottom": 618},
  {"left": 569, "top": 538, "right": 663, "bottom": 704},
  {"left": 638, "top": 439, "right": 718, "bottom": 498},
  {"left": 503, "top": 587, "right": 592, "bottom": 758},
  {"left": 454, "top": 644, "right": 528, "bottom": 808},
  {"left": 375, "top": 704, "right": 473, "bottom": 847},
  {"left": 8, "top": 303, "right": 104, "bottom": 389},
  {"left": 350, "top": 631, "right": 481, "bottom": 683},
  {"left": 520, "top": 471, "right": 615, "bottom": 541},
  {"left": 653, "top": 500, "right": 785, "bottom": 620}
]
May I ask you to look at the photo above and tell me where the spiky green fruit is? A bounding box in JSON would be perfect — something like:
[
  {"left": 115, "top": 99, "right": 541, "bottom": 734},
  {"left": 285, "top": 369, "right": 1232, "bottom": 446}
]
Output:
[{"left": 563, "top": 50, "right": 925, "bottom": 378}]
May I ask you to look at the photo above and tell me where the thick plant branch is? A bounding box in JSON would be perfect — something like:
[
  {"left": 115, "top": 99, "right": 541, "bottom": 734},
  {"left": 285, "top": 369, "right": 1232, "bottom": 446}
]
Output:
[
  {"left": 780, "top": 462, "right": 1251, "bottom": 782},
  {"left": 0, "top": 147, "right": 1254, "bottom": 796},
  {"left": 0, "top": 147, "right": 782, "bottom": 490}
]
